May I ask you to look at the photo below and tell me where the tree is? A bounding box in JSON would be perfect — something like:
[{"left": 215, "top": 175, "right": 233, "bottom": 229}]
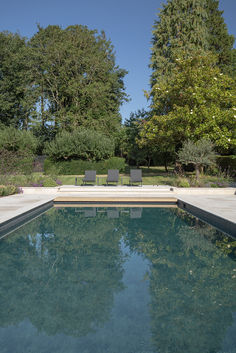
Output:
[
  {"left": 150, "top": 0, "right": 209, "bottom": 87},
  {"left": 125, "top": 208, "right": 236, "bottom": 353},
  {"left": 177, "top": 138, "right": 217, "bottom": 180},
  {"left": 140, "top": 53, "right": 236, "bottom": 153},
  {"left": 206, "top": 0, "right": 235, "bottom": 76},
  {"left": 29, "top": 25, "right": 128, "bottom": 134},
  {"left": 0, "top": 32, "right": 36, "bottom": 128},
  {"left": 124, "top": 110, "right": 155, "bottom": 167}
]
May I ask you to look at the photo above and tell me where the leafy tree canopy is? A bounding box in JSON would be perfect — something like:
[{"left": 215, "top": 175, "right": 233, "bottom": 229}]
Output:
[
  {"left": 0, "top": 25, "right": 128, "bottom": 137},
  {"left": 28, "top": 25, "right": 128, "bottom": 134},
  {"left": 141, "top": 53, "right": 236, "bottom": 153}
]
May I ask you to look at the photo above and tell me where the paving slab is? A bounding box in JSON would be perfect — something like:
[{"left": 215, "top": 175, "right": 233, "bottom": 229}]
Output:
[
  {"left": 178, "top": 194, "right": 236, "bottom": 224},
  {"left": 0, "top": 187, "right": 235, "bottom": 237},
  {"left": 0, "top": 194, "right": 55, "bottom": 221}
]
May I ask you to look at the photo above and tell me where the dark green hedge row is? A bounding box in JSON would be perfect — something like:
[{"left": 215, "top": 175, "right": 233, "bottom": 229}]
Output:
[
  {"left": 44, "top": 157, "right": 126, "bottom": 175},
  {"left": 216, "top": 155, "right": 236, "bottom": 174}
]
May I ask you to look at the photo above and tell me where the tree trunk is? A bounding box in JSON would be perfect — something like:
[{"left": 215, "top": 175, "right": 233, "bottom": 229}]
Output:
[
  {"left": 164, "top": 158, "right": 168, "bottom": 173},
  {"left": 41, "top": 85, "right": 45, "bottom": 127},
  {"left": 195, "top": 164, "right": 200, "bottom": 181}
]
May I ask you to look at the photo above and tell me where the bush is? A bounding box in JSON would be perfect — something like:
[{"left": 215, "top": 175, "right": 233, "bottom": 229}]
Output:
[
  {"left": 0, "top": 127, "right": 37, "bottom": 154},
  {"left": 44, "top": 157, "right": 126, "bottom": 175},
  {"left": 177, "top": 138, "right": 216, "bottom": 180},
  {"left": 44, "top": 128, "right": 115, "bottom": 162},
  {"left": 216, "top": 155, "right": 236, "bottom": 175},
  {"left": 42, "top": 177, "right": 58, "bottom": 187},
  {"left": 176, "top": 177, "right": 190, "bottom": 187},
  {"left": 0, "top": 185, "right": 17, "bottom": 197},
  {"left": 0, "top": 127, "right": 37, "bottom": 175},
  {"left": 0, "top": 149, "right": 35, "bottom": 175}
]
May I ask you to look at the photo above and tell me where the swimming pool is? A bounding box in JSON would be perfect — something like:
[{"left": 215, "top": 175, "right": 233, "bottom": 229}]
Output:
[{"left": 0, "top": 206, "right": 235, "bottom": 353}]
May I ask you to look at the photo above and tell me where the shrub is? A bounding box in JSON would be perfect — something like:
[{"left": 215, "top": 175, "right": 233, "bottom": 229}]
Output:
[
  {"left": 44, "top": 157, "right": 126, "bottom": 175},
  {"left": 216, "top": 155, "right": 236, "bottom": 176},
  {"left": 177, "top": 138, "right": 217, "bottom": 181},
  {"left": 44, "top": 128, "right": 115, "bottom": 162},
  {"left": 42, "top": 177, "right": 58, "bottom": 187},
  {"left": 0, "top": 127, "right": 37, "bottom": 154},
  {"left": 0, "top": 185, "right": 17, "bottom": 197},
  {"left": 103, "top": 157, "right": 126, "bottom": 172},
  {"left": 0, "top": 149, "right": 35, "bottom": 175},
  {"left": 176, "top": 177, "right": 190, "bottom": 187},
  {"left": 0, "top": 127, "right": 37, "bottom": 175}
]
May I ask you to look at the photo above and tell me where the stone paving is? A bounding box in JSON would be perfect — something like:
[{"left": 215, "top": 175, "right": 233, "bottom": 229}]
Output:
[{"left": 0, "top": 186, "right": 235, "bottom": 236}]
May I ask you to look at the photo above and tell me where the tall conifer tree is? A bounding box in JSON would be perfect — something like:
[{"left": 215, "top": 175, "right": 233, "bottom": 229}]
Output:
[
  {"left": 206, "top": 0, "right": 235, "bottom": 75},
  {"left": 150, "top": 0, "right": 209, "bottom": 86}
]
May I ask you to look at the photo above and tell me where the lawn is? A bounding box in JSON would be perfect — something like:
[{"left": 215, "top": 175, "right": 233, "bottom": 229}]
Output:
[
  {"left": 0, "top": 166, "right": 234, "bottom": 191},
  {"left": 57, "top": 166, "right": 234, "bottom": 187}
]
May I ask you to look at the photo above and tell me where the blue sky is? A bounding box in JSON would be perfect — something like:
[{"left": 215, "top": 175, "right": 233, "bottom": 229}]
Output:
[{"left": 1, "top": 0, "right": 236, "bottom": 122}]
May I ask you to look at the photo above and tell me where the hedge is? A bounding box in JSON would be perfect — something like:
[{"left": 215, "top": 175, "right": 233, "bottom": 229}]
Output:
[
  {"left": 216, "top": 155, "right": 236, "bottom": 175},
  {"left": 44, "top": 157, "right": 126, "bottom": 175}
]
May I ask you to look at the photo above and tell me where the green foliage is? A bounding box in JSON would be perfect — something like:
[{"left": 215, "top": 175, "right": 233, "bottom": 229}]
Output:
[
  {"left": 32, "top": 124, "right": 57, "bottom": 155},
  {"left": 0, "top": 25, "right": 128, "bottom": 136},
  {"left": 206, "top": 0, "right": 235, "bottom": 75},
  {"left": 216, "top": 155, "right": 236, "bottom": 175},
  {"left": 177, "top": 138, "right": 217, "bottom": 179},
  {"left": 0, "top": 208, "right": 125, "bottom": 341},
  {"left": 0, "top": 126, "right": 37, "bottom": 154},
  {"left": 104, "top": 157, "right": 126, "bottom": 172},
  {"left": 150, "top": 0, "right": 208, "bottom": 87},
  {"left": 0, "top": 127, "right": 37, "bottom": 174},
  {"left": 176, "top": 177, "right": 190, "bottom": 188},
  {"left": 147, "top": 0, "right": 236, "bottom": 160},
  {"left": 124, "top": 110, "right": 156, "bottom": 167},
  {"left": 0, "top": 149, "right": 34, "bottom": 175},
  {"left": 28, "top": 25, "right": 128, "bottom": 133},
  {"left": 44, "top": 128, "right": 114, "bottom": 162},
  {"left": 0, "top": 32, "right": 36, "bottom": 128},
  {"left": 44, "top": 157, "right": 126, "bottom": 175},
  {"left": 42, "top": 177, "right": 58, "bottom": 187},
  {"left": 142, "top": 53, "right": 236, "bottom": 153},
  {"left": 150, "top": 0, "right": 235, "bottom": 86},
  {"left": 178, "top": 138, "right": 216, "bottom": 166},
  {"left": 0, "top": 184, "right": 17, "bottom": 196}
]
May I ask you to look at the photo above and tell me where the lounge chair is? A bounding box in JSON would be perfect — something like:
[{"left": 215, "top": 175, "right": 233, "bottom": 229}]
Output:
[
  {"left": 106, "top": 169, "right": 119, "bottom": 185},
  {"left": 130, "top": 208, "right": 143, "bottom": 219},
  {"left": 82, "top": 170, "right": 97, "bottom": 185},
  {"left": 84, "top": 208, "right": 96, "bottom": 218},
  {"left": 129, "top": 169, "right": 142, "bottom": 186},
  {"left": 107, "top": 208, "right": 119, "bottom": 218}
]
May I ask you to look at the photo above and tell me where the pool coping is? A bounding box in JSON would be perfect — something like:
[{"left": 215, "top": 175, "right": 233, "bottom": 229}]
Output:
[{"left": 0, "top": 187, "right": 235, "bottom": 238}]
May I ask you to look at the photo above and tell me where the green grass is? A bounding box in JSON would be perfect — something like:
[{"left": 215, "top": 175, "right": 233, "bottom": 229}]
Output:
[
  {"left": 57, "top": 166, "right": 234, "bottom": 187},
  {"left": 0, "top": 166, "right": 234, "bottom": 188}
]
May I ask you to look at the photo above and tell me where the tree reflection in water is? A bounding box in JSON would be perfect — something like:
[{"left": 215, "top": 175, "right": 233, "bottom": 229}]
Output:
[
  {"left": 0, "top": 208, "right": 125, "bottom": 337},
  {"left": 125, "top": 208, "right": 236, "bottom": 353},
  {"left": 0, "top": 207, "right": 235, "bottom": 353}
]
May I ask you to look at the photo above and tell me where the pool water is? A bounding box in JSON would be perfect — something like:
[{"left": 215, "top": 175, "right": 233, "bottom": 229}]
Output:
[{"left": 0, "top": 207, "right": 235, "bottom": 353}]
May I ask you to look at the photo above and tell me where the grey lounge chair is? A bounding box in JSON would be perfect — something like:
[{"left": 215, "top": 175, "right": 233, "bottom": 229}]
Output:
[
  {"left": 106, "top": 169, "right": 119, "bottom": 185},
  {"left": 107, "top": 208, "right": 119, "bottom": 218},
  {"left": 130, "top": 207, "right": 143, "bottom": 219},
  {"left": 129, "top": 169, "right": 142, "bottom": 186},
  {"left": 84, "top": 208, "right": 96, "bottom": 218},
  {"left": 82, "top": 170, "right": 96, "bottom": 185}
]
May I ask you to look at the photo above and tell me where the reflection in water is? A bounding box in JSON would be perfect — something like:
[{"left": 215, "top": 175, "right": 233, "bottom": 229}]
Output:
[{"left": 0, "top": 207, "right": 235, "bottom": 353}]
